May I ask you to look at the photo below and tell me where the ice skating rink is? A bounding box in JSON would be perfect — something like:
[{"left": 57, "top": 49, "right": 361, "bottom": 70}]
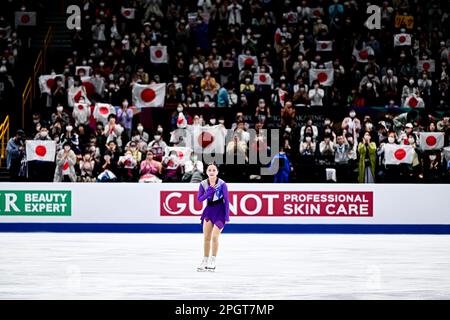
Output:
[{"left": 0, "top": 233, "right": 449, "bottom": 299}]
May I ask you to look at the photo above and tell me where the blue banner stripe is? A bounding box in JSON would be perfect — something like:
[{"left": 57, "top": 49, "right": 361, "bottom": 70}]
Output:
[{"left": 0, "top": 223, "right": 449, "bottom": 234}]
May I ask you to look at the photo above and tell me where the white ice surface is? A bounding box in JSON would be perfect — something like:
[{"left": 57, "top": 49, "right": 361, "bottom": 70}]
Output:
[{"left": 0, "top": 233, "right": 449, "bottom": 299}]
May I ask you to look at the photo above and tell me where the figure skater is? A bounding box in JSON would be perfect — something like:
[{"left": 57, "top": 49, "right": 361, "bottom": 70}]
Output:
[{"left": 197, "top": 162, "right": 229, "bottom": 272}]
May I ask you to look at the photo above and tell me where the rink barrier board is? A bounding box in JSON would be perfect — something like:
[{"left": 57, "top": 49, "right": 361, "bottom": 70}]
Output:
[
  {"left": 1, "top": 183, "right": 450, "bottom": 234},
  {"left": 0, "top": 223, "right": 449, "bottom": 234}
]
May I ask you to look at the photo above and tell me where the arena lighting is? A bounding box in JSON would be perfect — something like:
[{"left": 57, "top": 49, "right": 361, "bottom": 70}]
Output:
[{"left": 0, "top": 0, "right": 448, "bottom": 314}]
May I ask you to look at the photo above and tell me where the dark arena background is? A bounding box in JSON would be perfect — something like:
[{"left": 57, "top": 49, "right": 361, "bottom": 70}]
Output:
[{"left": 0, "top": 0, "right": 449, "bottom": 303}]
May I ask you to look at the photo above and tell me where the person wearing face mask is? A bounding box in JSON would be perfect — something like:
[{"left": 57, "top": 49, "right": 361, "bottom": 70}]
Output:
[
  {"left": 54, "top": 142, "right": 77, "bottom": 182},
  {"left": 357, "top": 131, "right": 377, "bottom": 183},
  {"left": 59, "top": 124, "right": 80, "bottom": 154},
  {"left": 51, "top": 105, "right": 70, "bottom": 127},
  {"left": 341, "top": 110, "right": 361, "bottom": 139}
]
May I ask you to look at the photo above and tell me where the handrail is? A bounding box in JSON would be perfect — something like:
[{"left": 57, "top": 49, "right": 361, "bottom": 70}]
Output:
[
  {"left": 0, "top": 115, "right": 10, "bottom": 168},
  {"left": 20, "top": 26, "right": 53, "bottom": 128}
]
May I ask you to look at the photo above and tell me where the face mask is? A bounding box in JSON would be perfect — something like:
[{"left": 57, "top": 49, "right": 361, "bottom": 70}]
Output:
[
  {"left": 57, "top": 107, "right": 63, "bottom": 112},
  {"left": 408, "top": 138, "right": 415, "bottom": 144},
  {"left": 66, "top": 126, "right": 73, "bottom": 132},
  {"left": 137, "top": 126, "right": 144, "bottom": 132}
]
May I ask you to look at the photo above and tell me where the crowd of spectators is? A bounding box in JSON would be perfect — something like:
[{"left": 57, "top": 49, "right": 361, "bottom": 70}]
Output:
[{"left": 6, "top": 0, "right": 450, "bottom": 183}]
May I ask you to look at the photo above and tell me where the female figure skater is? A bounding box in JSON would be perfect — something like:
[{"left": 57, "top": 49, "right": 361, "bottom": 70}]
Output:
[{"left": 197, "top": 163, "right": 229, "bottom": 272}]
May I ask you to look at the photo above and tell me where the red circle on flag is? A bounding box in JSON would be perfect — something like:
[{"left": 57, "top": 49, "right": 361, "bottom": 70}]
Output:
[
  {"left": 21, "top": 15, "right": 30, "bottom": 24},
  {"left": 426, "top": 135, "right": 437, "bottom": 146},
  {"left": 141, "top": 88, "right": 156, "bottom": 102},
  {"left": 123, "top": 10, "right": 130, "bottom": 17},
  {"left": 83, "top": 81, "right": 95, "bottom": 96},
  {"left": 317, "top": 72, "right": 328, "bottom": 83},
  {"left": 423, "top": 62, "right": 430, "bottom": 70},
  {"left": 155, "top": 50, "right": 163, "bottom": 58},
  {"left": 46, "top": 79, "right": 54, "bottom": 89},
  {"left": 63, "top": 162, "right": 69, "bottom": 171},
  {"left": 399, "top": 35, "right": 406, "bottom": 43},
  {"left": 321, "top": 43, "right": 328, "bottom": 49},
  {"left": 359, "top": 50, "right": 369, "bottom": 60},
  {"left": 394, "top": 148, "right": 406, "bottom": 160},
  {"left": 244, "top": 57, "right": 254, "bottom": 65},
  {"left": 199, "top": 132, "right": 214, "bottom": 148},
  {"left": 408, "top": 96, "right": 418, "bottom": 107},
  {"left": 35, "top": 146, "right": 47, "bottom": 157},
  {"left": 99, "top": 106, "right": 109, "bottom": 115},
  {"left": 259, "top": 74, "right": 267, "bottom": 82}
]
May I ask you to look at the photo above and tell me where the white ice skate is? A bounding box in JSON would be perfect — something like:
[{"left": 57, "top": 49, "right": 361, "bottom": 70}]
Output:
[
  {"left": 206, "top": 256, "right": 216, "bottom": 272},
  {"left": 197, "top": 257, "right": 209, "bottom": 272}
]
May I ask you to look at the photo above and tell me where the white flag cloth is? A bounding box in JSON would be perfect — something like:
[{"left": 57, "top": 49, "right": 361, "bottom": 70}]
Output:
[
  {"left": 132, "top": 83, "right": 166, "bottom": 108},
  {"left": 38, "top": 74, "right": 64, "bottom": 94},
  {"left": 15, "top": 11, "right": 36, "bottom": 27},
  {"left": 316, "top": 41, "right": 333, "bottom": 51},
  {"left": 384, "top": 144, "right": 415, "bottom": 165},
  {"left": 76, "top": 66, "right": 92, "bottom": 76},
  {"left": 419, "top": 132, "right": 444, "bottom": 150},
  {"left": 93, "top": 103, "right": 115, "bottom": 124},
  {"left": 394, "top": 33, "right": 412, "bottom": 46},
  {"left": 72, "top": 103, "right": 91, "bottom": 126},
  {"left": 309, "top": 68, "right": 334, "bottom": 86},
  {"left": 352, "top": 46, "right": 375, "bottom": 63},
  {"left": 404, "top": 94, "right": 425, "bottom": 108},
  {"left": 68, "top": 86, "right": 91, "bottom": 107},
  {"left": 150, "top": 46, "right": 168, "bottom": 63},
  {"left": 253, "top": 73, "right": 273, "bottom": 85},
  {"left": 198, "top": 101, "right": 216, "bottom": 108},
  {"left": 417, "top": 60, "right": 435, "bottom": 73},
  {"left": 81, "top": 76, "right": 105, "bottom": 96},
  {"left": 187, "top": 125, "right": 226, "bottom": 154},
  {"left": 238, "top": 55, "right": 258, "bottom": 70},
  {"left": 165, "top": 147, "right": 192, "bottom": 164},
  {"left": 26, "top": 140, "right": 56, "bottom": 162},
  {"left": 121, "top": 7, "right": 136, "bottom": 19}
]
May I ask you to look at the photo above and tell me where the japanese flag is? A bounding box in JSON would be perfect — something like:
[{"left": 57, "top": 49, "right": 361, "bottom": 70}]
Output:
[
  {"left": 188, "top": 125, "right": 226, "bottom": 154},
  {"left": 352, "top": 46, "right": 375, "bottom": 63},
  {"left": 68, "top": 87, "right": 91, "bottom": 107},
  {"left": 132, "top": 83, "right": 166, "bottom": 108},
  {"left": 419, "top": 132, "right": 444, "bottom": 150},
  {"left": 316, "top": 41, "right": 333, "bottom": 52},
  {"left": 150, "top": 46, "right": 168, "bottom": 64},
  {"left": 238, "top": 55, "right": 258, "bottom": 70},
  {"left": 121, "top": 7, "right": 136, "bottom": 19},
  {"left": 198, "top": 101, "right": 216, "bottom": 108},
  {"left": 15, "top": 11, "right": 37, "bottom": 27},
  {"left": 309, "top": 68, "right": 334, "bottom": 86},
  {"left": 93, "top": 103, "right": 115, "bottom": 124},
  {"left": 385, "top": 144, "right": 415, "bottom": 165},
  {"left": 38, "top": 74, "right": 64, "bottom": 94},
  {"left": 165, "top": 147, "right": 192, "bottom": 164},
  {"left": 404, "top": 94, "right": 425, "bottom": 108},
  {"left": 81, "top": 76, "right": 105, "bottom": 96},
  {"left": 253, "top": 73, "right": 273, "bottom": 85},
  {"left": 394, "top": 33, "right": 412, "bottom": 47},
  {"left": 417, "top": 60, "right": 435, "bottom": 73},
  {"left": 76, "top": 66, "right": 92, "bottom": 77},
  {"left": 26, "top": 140, "right": 56, "bottom": 162}
]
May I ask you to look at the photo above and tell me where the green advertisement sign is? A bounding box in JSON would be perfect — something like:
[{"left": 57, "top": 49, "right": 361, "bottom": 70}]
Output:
[{"left": 0, "top": 191, "right": 71, "bottom": 216}]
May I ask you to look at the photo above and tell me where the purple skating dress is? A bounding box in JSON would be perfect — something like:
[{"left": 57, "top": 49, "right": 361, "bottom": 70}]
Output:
[{"left": 197, "top": 178, "right": 230, "bottom": 229}]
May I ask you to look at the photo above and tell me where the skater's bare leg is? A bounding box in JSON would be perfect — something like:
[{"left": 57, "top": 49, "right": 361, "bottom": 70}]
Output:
[
  {"left": 211, "top": 225, "right": 222, "bottom": 257},
  {"left": 203, "top": 220, "right": 214, "bottom": 257}
]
